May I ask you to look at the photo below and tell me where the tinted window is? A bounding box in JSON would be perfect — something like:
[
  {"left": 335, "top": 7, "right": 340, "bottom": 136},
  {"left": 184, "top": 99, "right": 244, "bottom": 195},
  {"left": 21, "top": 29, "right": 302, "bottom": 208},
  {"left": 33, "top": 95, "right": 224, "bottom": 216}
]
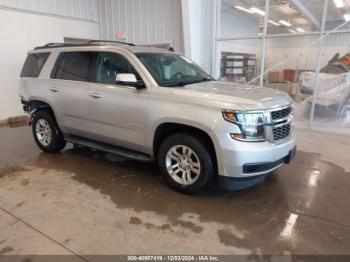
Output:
[
  {"left": 52, "top": 52, "right": 94, "bottom": 82},
  {"left": 96, "top": 52, "right": 140, "bottom": 85},
  {"left": 136, "top": 53, "right": 213, "bottom": 87},
  {"left": 21, "top": 53, "right": 50, "bottom": 77}
]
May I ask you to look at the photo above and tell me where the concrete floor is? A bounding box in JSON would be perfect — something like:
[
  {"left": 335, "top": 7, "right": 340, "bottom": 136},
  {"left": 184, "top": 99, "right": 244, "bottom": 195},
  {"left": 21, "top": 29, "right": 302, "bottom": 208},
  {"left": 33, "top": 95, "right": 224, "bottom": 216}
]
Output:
[{"left": 0, "top": 125, "right": 350, "bottom": 258}]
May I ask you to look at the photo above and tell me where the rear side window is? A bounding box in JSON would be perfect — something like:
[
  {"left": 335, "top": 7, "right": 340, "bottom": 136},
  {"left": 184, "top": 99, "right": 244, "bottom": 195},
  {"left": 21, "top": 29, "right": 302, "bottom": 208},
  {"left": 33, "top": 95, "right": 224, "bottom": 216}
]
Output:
[
  {"left": 20, "top": 53, "right": 50, "bottom": 77},
  {"left": 51, "top": 52, "right": 94, "bottom": 82}
]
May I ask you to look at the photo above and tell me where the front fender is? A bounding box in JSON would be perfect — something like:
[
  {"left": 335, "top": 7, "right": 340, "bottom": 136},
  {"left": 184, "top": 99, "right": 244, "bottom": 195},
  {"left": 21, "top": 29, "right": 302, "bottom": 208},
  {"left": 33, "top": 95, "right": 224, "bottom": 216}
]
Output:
[{"left": 147, "top": 117, "right": 225, "bottom": 176}]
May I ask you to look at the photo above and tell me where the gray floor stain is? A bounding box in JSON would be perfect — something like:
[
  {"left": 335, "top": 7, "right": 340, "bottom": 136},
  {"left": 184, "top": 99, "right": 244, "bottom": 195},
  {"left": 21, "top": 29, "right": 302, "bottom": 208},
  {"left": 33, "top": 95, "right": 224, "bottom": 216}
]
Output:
[
  {"left": 16, "top": 201, "right": 25, "bottom": 208},
  {"left": 0, "top": 246, "right": 13, "bottom": 255},
  {"left": 217, "top": 229, "right": 245, "bottom": 248},
  {"left": 63, "top": 239, "right": 71, "bottom": 244},
  {"left": 172, "top": 220, "right": 203, "bottom": 233},
  {"left": 20, "top": 178, "right": 30, "bottom": 186},
  {"left": 0, "top": 165, "right": 27, "bottom": 179},
  {"left": 143, "top": 223, "right": 172, "bottom": 231},
  {"left": 129, "top": 217, "right": 142, "bottom": 225}
]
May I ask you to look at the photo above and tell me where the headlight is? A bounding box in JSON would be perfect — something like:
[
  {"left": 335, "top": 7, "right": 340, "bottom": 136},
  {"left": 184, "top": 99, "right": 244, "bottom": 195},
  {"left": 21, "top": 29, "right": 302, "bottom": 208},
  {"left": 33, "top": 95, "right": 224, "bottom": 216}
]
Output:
[{"left": 223, "top": 110, "right": 266, "bottom": 142}]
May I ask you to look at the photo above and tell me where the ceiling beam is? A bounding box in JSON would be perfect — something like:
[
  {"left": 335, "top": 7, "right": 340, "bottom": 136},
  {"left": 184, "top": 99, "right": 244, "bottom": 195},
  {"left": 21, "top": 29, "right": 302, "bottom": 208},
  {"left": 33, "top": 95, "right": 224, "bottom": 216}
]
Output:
[{"left": 289, "top": 0, "right": 321, "bottom": 29}]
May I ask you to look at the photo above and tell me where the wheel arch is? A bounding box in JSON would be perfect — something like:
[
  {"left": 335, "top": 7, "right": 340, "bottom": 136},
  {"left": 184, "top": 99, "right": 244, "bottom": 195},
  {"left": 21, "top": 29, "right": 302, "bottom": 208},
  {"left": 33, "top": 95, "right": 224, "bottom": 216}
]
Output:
[
  {"left": 152, "top": 122, "right": 220, "bottom": 173},
  {"left": 28, "top": 99, "right": 59, "bottom": 126},
  {"left": 29, "top": 100, "right": 52, "bottom": 114}
]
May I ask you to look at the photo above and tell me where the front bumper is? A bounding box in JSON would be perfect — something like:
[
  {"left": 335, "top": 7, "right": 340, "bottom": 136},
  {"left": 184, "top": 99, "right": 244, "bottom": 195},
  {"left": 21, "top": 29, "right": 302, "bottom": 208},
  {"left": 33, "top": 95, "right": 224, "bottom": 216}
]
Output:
[
  {"left": 218, "top": 132, "right": 296, "bottom": 179},
  {"left": 243, "top": 145, "right": 296, "bottom": 174},
  {"left": 218, "top": 146, "right": 296, "bottom": 190}
]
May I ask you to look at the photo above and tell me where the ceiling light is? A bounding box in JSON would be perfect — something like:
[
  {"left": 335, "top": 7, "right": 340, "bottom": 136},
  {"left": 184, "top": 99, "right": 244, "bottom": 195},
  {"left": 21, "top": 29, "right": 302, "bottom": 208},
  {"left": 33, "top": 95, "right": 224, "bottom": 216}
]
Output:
[
  {"left": 334, "top": 0, "right": 345, "bottom": 8},
  {"left": 344, "top": 14, "right": 350, "bottom": 21},
  {"left": 288, "top": 29, "right": 297, "bottom": 33},
  {"left": 250, "top": 7, "right": 265, "bottom": 16},
  {"left": 234, "top": 5, "right": 254, "bottom": 14},
  {"left": 279, "top": 20, "right": 292, "bottom": 27},
  {"left": 296, "top": 28, "right": 305, "bottom": 33},
  {"left": 268, "top": 20, "right": 280, "bottom": 26}
]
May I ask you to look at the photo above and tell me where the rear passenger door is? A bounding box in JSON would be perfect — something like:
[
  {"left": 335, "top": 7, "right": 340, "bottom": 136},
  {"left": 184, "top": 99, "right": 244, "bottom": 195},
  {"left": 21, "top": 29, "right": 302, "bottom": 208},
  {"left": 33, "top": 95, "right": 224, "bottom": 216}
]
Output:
[
  {"left": 50, "top": 51, "right": 95, "bottom": 136},
  {"left": 86, "top": 51, "right": 148, "bottom": 152}
]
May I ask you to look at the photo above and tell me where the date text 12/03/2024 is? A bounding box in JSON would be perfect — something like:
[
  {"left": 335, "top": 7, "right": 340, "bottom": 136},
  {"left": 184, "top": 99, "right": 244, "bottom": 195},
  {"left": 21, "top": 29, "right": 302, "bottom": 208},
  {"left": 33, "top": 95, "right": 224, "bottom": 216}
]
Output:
[{"left": 127, "top": 256, "right": 220, "bottom": 261}]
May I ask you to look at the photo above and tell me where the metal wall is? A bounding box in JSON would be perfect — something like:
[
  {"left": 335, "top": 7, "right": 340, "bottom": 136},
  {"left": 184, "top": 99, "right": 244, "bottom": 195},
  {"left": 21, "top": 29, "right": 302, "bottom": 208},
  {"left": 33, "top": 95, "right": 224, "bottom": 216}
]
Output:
[
  {"left": 0, "top": 0, "right": 99, "bottom": 23},
  {"left": 99, "top": 0, "right": 184, "bottom": 51},
  {"left": 0, "top": 0, "right": 184, "bottom": 50}
]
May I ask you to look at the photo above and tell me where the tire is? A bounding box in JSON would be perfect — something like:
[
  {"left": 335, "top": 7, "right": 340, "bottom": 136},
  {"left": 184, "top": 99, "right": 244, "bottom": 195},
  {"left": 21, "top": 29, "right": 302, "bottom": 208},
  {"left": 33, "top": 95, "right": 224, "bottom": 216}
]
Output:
[
  {"left": 32, "top": 110, "right": 66, "bottom": 153},
  {"left": 158, "top": 133, "right": 216, "bottom": 194}
]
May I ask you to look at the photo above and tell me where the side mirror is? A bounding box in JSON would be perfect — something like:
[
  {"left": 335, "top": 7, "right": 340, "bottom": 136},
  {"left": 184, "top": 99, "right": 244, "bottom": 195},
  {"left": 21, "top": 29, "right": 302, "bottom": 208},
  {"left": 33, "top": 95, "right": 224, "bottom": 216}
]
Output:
[{"left": 115, "top": 73, "right": 145, "bottom": 89}]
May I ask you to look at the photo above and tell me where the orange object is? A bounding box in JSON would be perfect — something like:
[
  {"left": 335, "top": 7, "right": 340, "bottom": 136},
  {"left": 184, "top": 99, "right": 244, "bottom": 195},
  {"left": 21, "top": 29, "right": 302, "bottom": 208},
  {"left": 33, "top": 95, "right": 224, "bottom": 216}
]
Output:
[{"left": 342, "top": 58, "right": 350, "bottom": 65}]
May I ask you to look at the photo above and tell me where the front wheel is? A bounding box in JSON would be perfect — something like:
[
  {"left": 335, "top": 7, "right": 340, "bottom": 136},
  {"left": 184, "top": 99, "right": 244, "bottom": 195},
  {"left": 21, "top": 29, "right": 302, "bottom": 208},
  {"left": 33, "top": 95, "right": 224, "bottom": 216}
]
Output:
[
  {"left": 158, "top": 133, "right": 216, "bottom": 194},
  {"left": 32, "top": 110, "right": 66, "bottom": 153}
]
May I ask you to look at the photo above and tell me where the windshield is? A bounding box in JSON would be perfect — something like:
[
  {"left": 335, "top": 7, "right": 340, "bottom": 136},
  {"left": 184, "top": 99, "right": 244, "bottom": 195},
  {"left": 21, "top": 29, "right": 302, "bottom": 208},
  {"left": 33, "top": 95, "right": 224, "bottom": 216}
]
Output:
[{"left": 135, "top": 52, "right": 214, "bottom": 87}]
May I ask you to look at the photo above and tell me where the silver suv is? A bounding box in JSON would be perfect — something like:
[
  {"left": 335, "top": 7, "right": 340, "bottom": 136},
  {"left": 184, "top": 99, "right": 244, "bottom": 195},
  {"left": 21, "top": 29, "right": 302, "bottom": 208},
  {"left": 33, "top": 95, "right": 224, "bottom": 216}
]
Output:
[{"left": 19, "top": 41, "right": 296, "bottom": 194}]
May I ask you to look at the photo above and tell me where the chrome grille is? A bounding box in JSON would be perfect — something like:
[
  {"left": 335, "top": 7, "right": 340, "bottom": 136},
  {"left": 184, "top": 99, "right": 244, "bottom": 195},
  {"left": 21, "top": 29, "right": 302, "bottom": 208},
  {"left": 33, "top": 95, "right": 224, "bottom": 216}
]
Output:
[
  {"left": 269, "top": 105, "right": 293, "bottom": 142},
  {"left": 271, "top": 107, "right": 292, "bottom": 120},
  {"left": 273, "top": 124, "right": 291, "bottom": 141}
]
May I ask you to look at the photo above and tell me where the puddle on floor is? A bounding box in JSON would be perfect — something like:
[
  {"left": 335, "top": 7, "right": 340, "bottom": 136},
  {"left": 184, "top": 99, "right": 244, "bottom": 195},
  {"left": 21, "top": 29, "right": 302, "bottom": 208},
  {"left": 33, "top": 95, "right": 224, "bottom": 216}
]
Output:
[{"left": 1, "top": 126, "right": 350, "bottom": 255}]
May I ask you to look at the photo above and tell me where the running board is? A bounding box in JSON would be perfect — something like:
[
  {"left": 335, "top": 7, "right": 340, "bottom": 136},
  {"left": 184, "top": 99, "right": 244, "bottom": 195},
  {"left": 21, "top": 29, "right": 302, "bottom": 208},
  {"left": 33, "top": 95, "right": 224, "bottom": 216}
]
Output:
[{"left": 65, "top": 135, "right": 153, "bottom": 162}]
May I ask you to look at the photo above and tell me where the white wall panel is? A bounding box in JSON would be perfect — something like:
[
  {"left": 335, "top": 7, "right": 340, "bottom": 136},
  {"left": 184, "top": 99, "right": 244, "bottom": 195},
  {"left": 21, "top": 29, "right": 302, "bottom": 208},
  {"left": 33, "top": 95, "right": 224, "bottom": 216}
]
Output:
[
  {"left": 0, "top": 8, "right": 99, "bottom": 120},
  {"left": 0, "top": 0, "right": 99, "bottom": 22},
  {"left": 99, "top": 0, "right": 183, "bottom": 52}
]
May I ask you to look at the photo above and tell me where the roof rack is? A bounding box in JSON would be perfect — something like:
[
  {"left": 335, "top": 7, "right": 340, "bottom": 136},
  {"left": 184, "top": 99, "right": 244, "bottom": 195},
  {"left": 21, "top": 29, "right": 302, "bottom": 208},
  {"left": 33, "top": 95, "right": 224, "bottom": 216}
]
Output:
[
  {"left": 88, "top": 40, "right": 136, "bottom": 46},
  {"left": 34, "top": 43, "right": 87, "bottom": 50},
  {"left": 34, "top": 40, "right": 136, "bottom": 50}
]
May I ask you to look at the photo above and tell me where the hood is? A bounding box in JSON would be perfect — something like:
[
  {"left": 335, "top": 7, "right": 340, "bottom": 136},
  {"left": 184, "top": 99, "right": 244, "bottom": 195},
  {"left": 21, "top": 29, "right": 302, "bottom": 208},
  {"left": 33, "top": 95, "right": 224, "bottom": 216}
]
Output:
[{"left": 168, "top": 81, "right": 292, "bottom": 110}]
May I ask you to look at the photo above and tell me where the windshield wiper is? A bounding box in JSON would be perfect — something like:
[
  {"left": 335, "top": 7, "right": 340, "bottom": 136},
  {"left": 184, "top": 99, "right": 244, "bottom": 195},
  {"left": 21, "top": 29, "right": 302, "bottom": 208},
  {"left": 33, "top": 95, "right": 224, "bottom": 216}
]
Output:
[
  {"left": 164, "top": 78, "right": 214, "bottom": 87},
  {"left": 164, "top": 80, "right": 195, "bottom": 87},
  {"left": 193, "top": 77, "right": 214, "bottom": 83}
]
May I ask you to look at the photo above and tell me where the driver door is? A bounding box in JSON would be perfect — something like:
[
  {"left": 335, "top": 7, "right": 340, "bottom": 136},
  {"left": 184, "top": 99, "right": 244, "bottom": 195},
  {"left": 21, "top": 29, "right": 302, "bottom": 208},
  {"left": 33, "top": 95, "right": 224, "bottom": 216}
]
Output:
[{"left": 85, "top": 51, "right": 149, "bottom": 153}]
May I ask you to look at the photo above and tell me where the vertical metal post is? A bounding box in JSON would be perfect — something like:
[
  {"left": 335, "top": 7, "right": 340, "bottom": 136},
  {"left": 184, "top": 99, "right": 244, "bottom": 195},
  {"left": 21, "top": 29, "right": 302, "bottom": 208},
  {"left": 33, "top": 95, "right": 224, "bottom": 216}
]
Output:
[
  {"left": 97, "top": 0, "right": 103, "bottom": 40},
  {"left": 309, "top": 0, "right": 328, "bottom": 126},
  {"left": 259, "top": 0, "right": 270, "bottom": 87},
  {"left": 213, "top": 0, "right": 222, "bottom": 79}
]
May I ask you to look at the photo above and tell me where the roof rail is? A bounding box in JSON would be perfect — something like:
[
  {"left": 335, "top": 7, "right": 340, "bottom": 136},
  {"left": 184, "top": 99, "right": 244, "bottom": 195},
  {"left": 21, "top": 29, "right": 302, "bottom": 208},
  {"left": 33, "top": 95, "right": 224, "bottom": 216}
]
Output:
[
  {"left": 34, "top": 43, "right": 84, "bottom": 50},
  {"left": 34, "top": 40, "right": 136, "bottom": 50},
  {"left": 43, "top": 43, "right": 67, "bottom": 47},
  {"left": 87, "top": 40, "right": 136, "bottom": 46}
]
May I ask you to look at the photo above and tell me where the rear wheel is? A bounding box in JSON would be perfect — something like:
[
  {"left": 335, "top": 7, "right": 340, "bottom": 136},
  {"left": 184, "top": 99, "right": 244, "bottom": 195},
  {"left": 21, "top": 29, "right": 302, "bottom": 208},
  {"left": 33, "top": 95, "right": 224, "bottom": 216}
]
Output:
[
  {"left": 32, "top": 110, "right": 66, "bottom": 153},
  {"left": 158, "top": 133, "right": 216, "bottom": 194}
]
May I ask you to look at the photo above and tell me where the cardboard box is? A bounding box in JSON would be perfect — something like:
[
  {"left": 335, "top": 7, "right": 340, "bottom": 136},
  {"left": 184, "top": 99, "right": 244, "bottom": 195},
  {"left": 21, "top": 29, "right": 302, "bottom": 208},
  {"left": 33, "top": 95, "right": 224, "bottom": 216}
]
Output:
[
  {"left": 267, "top": 71, "right": 280, "bottom": 82},
  {"left": 8, "top": 115, "right": 28, "bottom": 124},
  {"left": 6, "top": 115, "right": 29, "bottom": 127}
]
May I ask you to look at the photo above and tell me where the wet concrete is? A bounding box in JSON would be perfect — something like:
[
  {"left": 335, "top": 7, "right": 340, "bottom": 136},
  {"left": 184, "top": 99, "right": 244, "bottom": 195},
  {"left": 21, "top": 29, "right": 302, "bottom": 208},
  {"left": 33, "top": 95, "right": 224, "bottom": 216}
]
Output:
[{"left": 0, "top": 126, "right": 350, "bottom": 256}]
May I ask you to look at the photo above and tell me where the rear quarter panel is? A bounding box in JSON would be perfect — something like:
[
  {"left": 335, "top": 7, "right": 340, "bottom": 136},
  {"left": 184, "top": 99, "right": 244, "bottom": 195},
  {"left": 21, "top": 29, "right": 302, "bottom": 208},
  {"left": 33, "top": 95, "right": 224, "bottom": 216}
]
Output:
[{"left": 19, "top": 51, "right": 62, "bottom": 127}]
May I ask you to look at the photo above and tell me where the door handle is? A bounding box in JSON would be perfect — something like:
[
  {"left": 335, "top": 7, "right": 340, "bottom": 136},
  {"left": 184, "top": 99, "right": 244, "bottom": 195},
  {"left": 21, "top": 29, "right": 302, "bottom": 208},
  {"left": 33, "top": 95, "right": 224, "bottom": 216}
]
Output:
[
  {"left": 88, "top": 92, "right": 103, "bottom": 99},
  {"left": 49, "top": 87, "right": 59, "bottom": 93}
]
